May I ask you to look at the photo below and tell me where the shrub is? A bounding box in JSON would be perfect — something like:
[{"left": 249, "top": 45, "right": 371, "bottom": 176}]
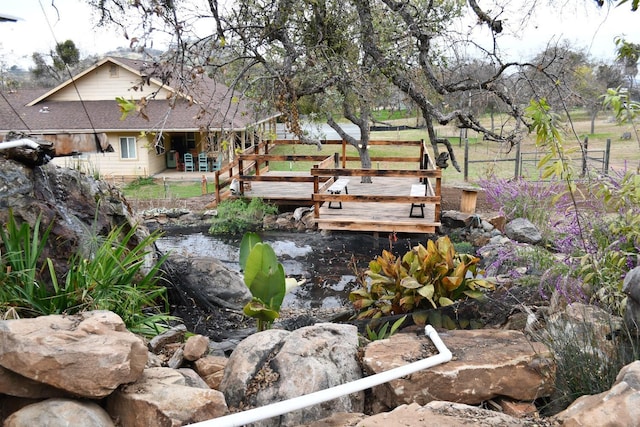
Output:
[
  {"left": 209, "top": 197, "right": 278, "bottom": 235},
  {"left": 0, "top": 211, "right": 176, "bottom": 337},
  {"left": 349, "top": 236, "right": 494, "bottom": 319}
]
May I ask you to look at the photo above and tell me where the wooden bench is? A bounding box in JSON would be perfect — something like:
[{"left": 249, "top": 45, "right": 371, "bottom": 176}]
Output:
[
  {"left": 455, "top": 185, "right": 483, "bottom": 214},
  {"left": 327, "top": 178, "right": 349, "bottom": 209},
  {"left": 410, "top": 184, "right": 426, "bottom": 218}
]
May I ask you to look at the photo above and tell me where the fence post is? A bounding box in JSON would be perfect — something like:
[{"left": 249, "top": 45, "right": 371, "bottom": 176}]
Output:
[
  {"left": 604, "top": 138, "right": 611, "bottom": 175},
  {"left": 464, "top": 138, "right": 469, "bottom": 181},
  {"left": 581, "top": 136, "right": 588, "bottom": 177},
  {"left": 514, "top": 141, "right": 521, "bottom": 179}
]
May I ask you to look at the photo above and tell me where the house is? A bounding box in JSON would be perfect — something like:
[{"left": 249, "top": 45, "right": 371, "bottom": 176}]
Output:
[{"left": 0, "top": 56, "right": 279, "bottom": 180}]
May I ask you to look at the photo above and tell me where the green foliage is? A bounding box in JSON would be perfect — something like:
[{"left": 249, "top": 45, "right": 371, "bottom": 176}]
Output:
[
  {"left": 0, "top": 212, "right": 176, "bottom": 337},
  {"left": 209, "top": 198, "right": 278, "bottom": 235},
  {"left": 349, "top": 236, "right": 494, "bottom": 319},
  {"left": 602, "top": 86, "right": 640, "bottom": 125},
  {"left": 0, "top": 211, "right": 53, "bottom": 316},
  {"left": 239, "top": 232, "right": 301, "bottom": 331},
  {"left": 525, "top": 98, "right": 578, "bottom": 183},
  {"left": 365, "top": 315, "right": 407, "bottom": 341}
]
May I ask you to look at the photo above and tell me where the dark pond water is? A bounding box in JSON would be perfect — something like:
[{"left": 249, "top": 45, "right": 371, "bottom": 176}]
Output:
[{"left": 156, "top": 230, "right": 429, "bottom": 310}]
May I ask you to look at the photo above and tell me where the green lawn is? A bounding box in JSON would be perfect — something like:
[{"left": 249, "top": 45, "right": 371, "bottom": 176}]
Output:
[{"left": 123, "top": 178, "right": 214, "bottom": 200}]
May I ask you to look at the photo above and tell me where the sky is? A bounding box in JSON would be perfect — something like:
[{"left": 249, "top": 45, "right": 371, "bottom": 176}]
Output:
[{"left": 0, "top": 0, "right": 638, "bottom": 70}]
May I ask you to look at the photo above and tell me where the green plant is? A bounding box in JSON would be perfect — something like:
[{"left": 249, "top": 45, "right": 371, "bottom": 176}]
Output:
[
  {"left": 0, "top": 210, "right": 53, "bottom": 316},
  {"left": 209, "top": 197, "right": 278, "bottom": 234},
  {"left": 0, "top": 212, "right": 176, "bottom": 337},
  {"left": 349, "top": 236, "right": 494, "bottom": 319},
  {"left": 239, "top": 232, "right": 301, "bottom": 331},
  {"left": 365, "top": 315, "right": 407, "bottom": 341}
]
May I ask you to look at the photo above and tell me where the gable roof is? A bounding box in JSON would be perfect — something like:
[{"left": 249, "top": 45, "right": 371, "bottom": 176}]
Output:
[{"left": 1, "top": 56, "right": 278, "bottom": 135}]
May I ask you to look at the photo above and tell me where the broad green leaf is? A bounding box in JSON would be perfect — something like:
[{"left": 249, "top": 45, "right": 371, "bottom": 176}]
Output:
[{"left": 239, "top": 232, "right": 263, "bottom": 271}]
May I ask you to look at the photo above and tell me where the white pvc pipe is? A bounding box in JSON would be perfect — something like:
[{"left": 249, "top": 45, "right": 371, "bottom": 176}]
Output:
[
  {"left": 189, "top": 325, "right": 452, "bottom": 427},
  {"left": 0, "top": 138, "right": 40, "bottom": 151}
]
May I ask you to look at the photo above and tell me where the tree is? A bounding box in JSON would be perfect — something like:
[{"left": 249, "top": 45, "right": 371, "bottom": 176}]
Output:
[
  {"left": 85, "top": 0, "right": 601, "bottom": 175},
  {"left": 614, "top": 37, "right": 640, "bottom": 96},
  {"left": 31, "top": 39, "right": 81, "bottom": 86}
]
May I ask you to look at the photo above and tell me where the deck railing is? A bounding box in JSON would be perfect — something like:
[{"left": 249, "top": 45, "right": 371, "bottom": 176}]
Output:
[{"left": 309, "top": 167, "right": 442, "bottom": 223}]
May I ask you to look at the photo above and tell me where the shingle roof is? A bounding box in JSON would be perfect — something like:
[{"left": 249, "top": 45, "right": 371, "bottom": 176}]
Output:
[{"left": 0, "top": 57, "right": 277, "bottom": 134}]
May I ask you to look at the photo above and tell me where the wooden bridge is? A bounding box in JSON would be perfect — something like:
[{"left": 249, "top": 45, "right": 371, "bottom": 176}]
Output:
[{"left": 209, "top": 139, "right": 442, "bottom": 234}]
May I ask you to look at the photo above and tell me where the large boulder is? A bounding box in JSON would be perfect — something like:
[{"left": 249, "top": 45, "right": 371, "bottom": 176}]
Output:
[
  {"left": 0, "top": 311, "right": 147, "bottom": 398},
  {"left": 0, "top": 157, "right": 147, "bottom": 278},
  {"left": 363, "top": 329, "right": 555, "bottom": 407},
  {"left": 623, "top": 266, "right": 640, "bottom": 332},
  {"left": 105, "top": 367, "right": 228, "bottom": 427},
  {"left": 167, "top": 254, "right": 252, "bottom": 311},
  {"left": 505, "top": 218, "right": 542, "bottom": 245},
  {"left": 352, "top": 401, "right": 545, "bottom": 427},
  {"left": 4, "top": 398, "right": 115, "bottom": 427},
  {"left": 220, "top": 323, "right": 364, "bottom": 427}
]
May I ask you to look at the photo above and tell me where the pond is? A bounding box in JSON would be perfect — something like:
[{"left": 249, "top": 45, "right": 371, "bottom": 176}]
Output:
[{"left": 156, "top": 230, "right": 428, "bottom": 311}]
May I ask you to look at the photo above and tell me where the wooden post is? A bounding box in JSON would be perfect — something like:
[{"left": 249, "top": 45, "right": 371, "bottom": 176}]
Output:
[
  {"left": 313, "top": 175, "right": 320, "bottom": 218},
  {"left": 201, "top": 175, "right": 207, "bottom": 195},
  {"left": 214, "top": 171, "right": 220, "bottom": 204},
  {"left": 581, "top": 136, "right": 588, "bottom": 177},
  {"left": 604, "top": 138, "right": 611, "bottom": 175},
  {"left": 514, "top": 141, "right": 521, "bottom": 179},
  {"left": 464, "top": 138, "right": 469, "bottom": 181},
  {"left": 458, "top": 186, "right": 480, "bottom": 214},
  {"left": 341, "top": 140, "right": 347, "bottom": 168}
]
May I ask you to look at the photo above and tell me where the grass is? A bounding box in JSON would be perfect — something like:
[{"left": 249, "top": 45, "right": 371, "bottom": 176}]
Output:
[{"left": 123, "top": 177, "right": 215, "bottom": 200}]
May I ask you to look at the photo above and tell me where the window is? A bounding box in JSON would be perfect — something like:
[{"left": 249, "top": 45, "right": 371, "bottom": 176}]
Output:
[
  {"left": 109, "top": 64, "right": 119, "bottom": 77},
  {"left": 120, "top": 137, "right": 137, "bottom": 159}
]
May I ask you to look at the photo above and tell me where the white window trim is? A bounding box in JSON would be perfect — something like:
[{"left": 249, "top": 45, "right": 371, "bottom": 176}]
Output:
[{"left": 119, "top": 136, "right": 137, "bottom": 160}]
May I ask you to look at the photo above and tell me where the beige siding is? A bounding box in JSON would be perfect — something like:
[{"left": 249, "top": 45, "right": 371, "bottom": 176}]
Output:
[
  {"left": 49, "top": 65, "right": 173, "bottom": 101},
  {"left": 51, "top": 133, "right": 166, "bottom": 179}
]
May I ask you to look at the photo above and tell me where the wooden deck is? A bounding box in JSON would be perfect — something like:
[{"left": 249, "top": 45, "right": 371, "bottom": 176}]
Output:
[
  {"left": 243, "top": 172, "right": 440, "bottom": 234},
  {"left": 154, "top": 139, "right": 442, "bottom": 235}
]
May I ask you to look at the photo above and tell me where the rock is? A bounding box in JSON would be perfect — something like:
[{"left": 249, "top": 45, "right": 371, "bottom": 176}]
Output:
[
  {"left": 623, "top": 266, "right": 640, "bottom": 332},
  {"left": 184, "top": 334, "right": 210, "bottom": 361},
  {"left": 105, "top": 367, "right": 228, "bottom": 427},
  {"left": 301, "top": 412, "right": 367, "bottom": 426},
  {"left": 148, "top": 324, "right": 187, "bottom": 353},
  {"left": 0, "top": 311, "right": 147, "bottom": 398},
  {"left": 168, "top": 254, "right": 251, "bottom": 311},
  {"left": 545, "top": 302, "right": 623, "bottom": 360},
  {"left": 363, "top": 329, "right": 555, "bottom": 407},
  {"left": 0, "top": 365, "right": 68, "bottom": 399},
  {"left": 441, "top": 210, "right": 474, "bottom": 228},
  {"left": 504, "top": 218, "right": 542, "bottom": 244},
  {"left": 221, "top": 323, "right": 364, "bottom": 426},
  {"left": 354, "top": 401, "right": 549, "bottom": 427},
  {"left": 293, "top": 206, "right": 313, "bottom": 221},
  {"left": 4, "top": 398, "right": 115, "bottom": 427},
  {"left": 487, "top": 214, "right": 506, "bottom": 232},
  {"left": 554, "top": 360, "right": 640, "bottom": 426},
  {"left": 193, "top": 356, "right": 228, "bottom": 389},
  {"left": 167, "top": 346, "right": 185, "bottom": 369},
  {"left": 0, "top": 157, "right": 147, "bottom": 279}
]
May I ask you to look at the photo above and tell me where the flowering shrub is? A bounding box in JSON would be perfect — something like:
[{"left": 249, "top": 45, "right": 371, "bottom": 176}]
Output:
[{"left": 478, "top": 171, "right": 639, "bottom": 316}]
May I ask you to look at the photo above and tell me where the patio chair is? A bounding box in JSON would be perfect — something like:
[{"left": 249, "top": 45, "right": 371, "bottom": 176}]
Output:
[
  {"left": 183, "top": 153, "right": 195, "bottom": 172},
  {"left": 198, "top": 152, "right": 209, "bottom": 172}
]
